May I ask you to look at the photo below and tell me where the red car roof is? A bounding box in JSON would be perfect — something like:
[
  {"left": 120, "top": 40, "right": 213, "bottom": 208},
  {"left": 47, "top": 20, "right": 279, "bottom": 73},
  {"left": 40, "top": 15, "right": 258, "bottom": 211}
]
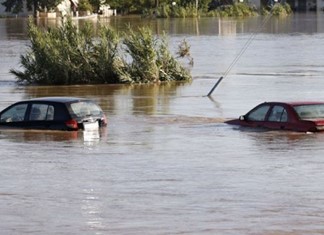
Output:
[
  {"left": 286, "top": 101, "right": 324, "bottom": 106},
  {"left": 264, "top": 101, "right": 324, "bottom": 106}
]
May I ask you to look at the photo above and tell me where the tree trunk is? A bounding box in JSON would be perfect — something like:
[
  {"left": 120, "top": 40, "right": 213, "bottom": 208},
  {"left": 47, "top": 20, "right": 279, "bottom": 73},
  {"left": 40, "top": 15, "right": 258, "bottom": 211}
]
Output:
[
  {"left": 196, "top": 0, "right": 198, "bottom": 15},
  {"left": 33, "top": 0, "right": 38, "bottom": 17}
]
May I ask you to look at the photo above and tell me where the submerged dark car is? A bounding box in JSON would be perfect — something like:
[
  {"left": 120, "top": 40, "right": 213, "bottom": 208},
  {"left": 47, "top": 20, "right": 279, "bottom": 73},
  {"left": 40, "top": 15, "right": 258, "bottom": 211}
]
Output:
[
  {"left": 226, "top": 102, "right": 324, "bottom": 132},
  {"left": 0, "top": 97, "right": 107, "bottom": 131}
]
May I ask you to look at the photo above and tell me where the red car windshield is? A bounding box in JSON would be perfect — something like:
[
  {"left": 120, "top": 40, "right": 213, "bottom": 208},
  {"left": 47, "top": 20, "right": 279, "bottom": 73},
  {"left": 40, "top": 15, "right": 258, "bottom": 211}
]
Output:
[{"left": 293, "top": 104, "right": 324, "bottom": 120}]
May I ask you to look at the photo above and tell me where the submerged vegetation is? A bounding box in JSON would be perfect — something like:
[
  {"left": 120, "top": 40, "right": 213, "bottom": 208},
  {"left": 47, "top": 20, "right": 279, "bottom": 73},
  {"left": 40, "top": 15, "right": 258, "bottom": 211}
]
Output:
[
  {"left": 146, "top": 2, "right": 258, "bottom": 18},
  {"left": 145, "top": 2, "right": 292, "bottom": 18},
  {"left": 262, "top": 3, "right": 292, "bottom": 16},
  {"left": 207, "top": 3, "right": 258, "bottom": 17},
  {"left": 11, "top": 18, "right": 192, "bottom": 85}
]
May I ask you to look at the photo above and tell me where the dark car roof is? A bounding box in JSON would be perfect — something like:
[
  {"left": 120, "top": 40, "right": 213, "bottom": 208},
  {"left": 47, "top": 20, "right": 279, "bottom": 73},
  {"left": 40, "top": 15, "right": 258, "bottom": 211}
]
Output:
[{"left": 24, "top": 97, "right": 90, "bottom": 103}]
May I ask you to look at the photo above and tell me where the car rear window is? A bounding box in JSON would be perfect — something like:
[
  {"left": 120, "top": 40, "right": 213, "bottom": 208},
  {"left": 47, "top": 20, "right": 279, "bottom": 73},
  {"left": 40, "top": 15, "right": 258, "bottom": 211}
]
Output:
[
  {"left": 294, "top": 104, "right": 324, "bottom": 119},
  {"left": 70, "top": 101, "right": 102, "bottom": 118}
]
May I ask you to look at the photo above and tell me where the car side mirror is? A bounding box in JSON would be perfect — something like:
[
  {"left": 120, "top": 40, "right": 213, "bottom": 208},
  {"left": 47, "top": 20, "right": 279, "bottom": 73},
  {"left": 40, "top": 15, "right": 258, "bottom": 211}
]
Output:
[{"left": 239, "top": 115, "right": 246, "bottom": 121}]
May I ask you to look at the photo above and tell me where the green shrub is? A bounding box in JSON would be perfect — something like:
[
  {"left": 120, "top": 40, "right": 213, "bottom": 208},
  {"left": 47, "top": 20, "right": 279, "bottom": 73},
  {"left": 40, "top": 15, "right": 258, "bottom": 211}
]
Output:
[
  {"left": 78, "top": 0, "right": 93, "bottom": 12},
  {"left": 157, "top": 37, "right": 192, "bottom": 82},
  {"left": 123, "top": 27, "right": 191, "bottom": 83},
  {"left": 11, "top": 18, "right": 192, "bottom": 85},
  {"left": 220, "top": 3, "right": 258, "bottom": 17},
  {"left": 92, "top": 25, "right": 131, "bottom": 83},
  {"left": 157, "top": 4, "right": 171, "bottom": 18},
  {"left": 263, "top": 3, "right": 292, "bottom": 16},
  {"left": 202, "top": 3, "right": 257, "bottom": 18},
  {"left": 155, "top": 3, "right": 200, "bottom": 18},
  {"left": 150, "top": 2, "right": 257, "bottom": 18},
  {"left": 123, "top": 26, "right": 160, "bottom": 83}
]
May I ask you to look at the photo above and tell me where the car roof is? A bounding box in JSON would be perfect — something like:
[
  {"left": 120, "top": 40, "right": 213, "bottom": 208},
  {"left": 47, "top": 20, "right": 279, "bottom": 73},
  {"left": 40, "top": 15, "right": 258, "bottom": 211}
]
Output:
[
  {"left": 24, "top": 97, "right": 90, "bottom": 103},
  {"left": 287, "top": 101, "right": 324, "bottom": 106},
  {"left": 264, "top": 101, "right": 324, "bottom": 106}
]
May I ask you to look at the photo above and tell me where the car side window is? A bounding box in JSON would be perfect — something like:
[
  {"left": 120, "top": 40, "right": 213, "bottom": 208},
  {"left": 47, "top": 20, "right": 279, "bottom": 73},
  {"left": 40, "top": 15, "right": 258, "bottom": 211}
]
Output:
[
  {"left": 246, "top": 105, "right": 270, "bottom": 121},
  {"left": 268, "top": 105, "right": 288, "bottom": 122},
  {"left": 29, "top": 104, "right": 55, "bottom": 121},
  {"left": 0, "top": 103, "right": 28, "bottom": 122}
]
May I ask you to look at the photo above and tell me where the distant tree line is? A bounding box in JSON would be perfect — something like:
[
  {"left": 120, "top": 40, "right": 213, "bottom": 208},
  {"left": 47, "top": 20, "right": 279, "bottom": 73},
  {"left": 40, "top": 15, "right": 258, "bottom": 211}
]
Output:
[
  {"left": 1, "top": 0, "right": 247, "bottom": 15},
  {"left": 2, "top": 0, "right": 60, "bottom": 16},
  {"left": 1, "top": 0, "right": 110, "bottom": 15},
  {"left": 106, "top": 0, "right": 238, "bottom": 14},
  {"left": 2, "top": 0, "right": 291, "bottom": 17}
]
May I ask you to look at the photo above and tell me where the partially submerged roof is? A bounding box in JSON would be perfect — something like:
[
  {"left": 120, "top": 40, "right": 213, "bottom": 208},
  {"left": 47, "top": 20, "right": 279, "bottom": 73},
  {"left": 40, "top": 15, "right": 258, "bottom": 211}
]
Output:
[
  {"left": 25, "top": 97, "right": 89, "bottom": 103},
  {"left": 263, "top": 101, "right": 324, "bottom": 106},
  {"left": 287, "top": 101, "right": 324, "bottom": 106}
]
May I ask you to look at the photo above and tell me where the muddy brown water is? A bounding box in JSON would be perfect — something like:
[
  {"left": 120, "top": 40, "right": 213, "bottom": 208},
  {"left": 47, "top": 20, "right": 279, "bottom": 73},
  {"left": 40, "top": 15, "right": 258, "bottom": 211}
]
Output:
[{"left": 1, "top": 13, "right": 324, "bottom": 234}]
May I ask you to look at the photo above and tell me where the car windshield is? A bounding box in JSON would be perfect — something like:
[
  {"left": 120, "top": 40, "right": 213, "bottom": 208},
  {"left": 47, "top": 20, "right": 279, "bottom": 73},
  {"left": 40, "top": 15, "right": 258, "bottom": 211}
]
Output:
[
  {"left": 246, "top": 104, "right": 271, "bottom": 121},
  {"left": 0, "top": 103, "right": 28, "bottom": 122},
  {"left": 293, "top": 104, "right": 324, "bottom": 120},
  {"left": 70, "top": 101, "right": 102, "bottom": 118}
]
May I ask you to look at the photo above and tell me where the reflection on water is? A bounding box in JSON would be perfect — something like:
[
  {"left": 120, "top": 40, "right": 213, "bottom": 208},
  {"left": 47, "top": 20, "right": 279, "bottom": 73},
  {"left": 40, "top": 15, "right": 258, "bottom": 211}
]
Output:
[
  {"left": 2, "top": 13, "right": 324, "bottom": 235},
  {"left": 21, "top": 83, "right": 190, "bottom": 115},
  {"left": 83, "top": 129, "right": 101, "bottom": 146},
  {"left": 0, "top": 18, "right": 28, "bottom": 40},
  {"left": 0, "top": 127, "right": 107, "bottom": 144},
  {"left": 0, "top": 129, "right": 78, "bottom": 141},
  {"left": 2, "top": 13, "right": 324, "bottom": 40}
]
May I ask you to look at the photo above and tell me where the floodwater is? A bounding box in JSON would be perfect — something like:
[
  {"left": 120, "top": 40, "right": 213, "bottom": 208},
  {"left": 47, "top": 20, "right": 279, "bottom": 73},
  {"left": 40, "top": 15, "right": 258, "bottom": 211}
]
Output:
[{"left": 1, "top": 13, "right": 324, "bottom": 234}]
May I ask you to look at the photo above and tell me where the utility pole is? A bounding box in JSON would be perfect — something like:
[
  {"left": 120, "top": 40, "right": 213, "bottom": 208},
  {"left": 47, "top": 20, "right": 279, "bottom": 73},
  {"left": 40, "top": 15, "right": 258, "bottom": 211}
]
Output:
[{"left": 33, "top": 0, "right": 38, "bottom": 18}]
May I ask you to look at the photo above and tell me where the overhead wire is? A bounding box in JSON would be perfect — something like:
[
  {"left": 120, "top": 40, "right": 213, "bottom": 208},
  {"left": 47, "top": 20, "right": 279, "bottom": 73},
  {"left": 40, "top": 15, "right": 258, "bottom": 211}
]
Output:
[{"left": 207, "top": 5, "right": 277, "bottom": 97}]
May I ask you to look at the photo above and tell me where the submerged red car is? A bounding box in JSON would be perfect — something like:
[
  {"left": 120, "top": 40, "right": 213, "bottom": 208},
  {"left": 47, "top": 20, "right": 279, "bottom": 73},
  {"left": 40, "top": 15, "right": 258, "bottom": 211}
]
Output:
[{"left": 226, "top": 102, "right": 324, "bottom": 132}]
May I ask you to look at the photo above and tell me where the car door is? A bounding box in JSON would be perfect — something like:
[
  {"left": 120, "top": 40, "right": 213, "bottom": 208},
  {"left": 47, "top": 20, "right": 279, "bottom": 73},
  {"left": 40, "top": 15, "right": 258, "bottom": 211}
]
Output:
[
  {"left": 27, "top": 103, "right": 58, "bottom": 129},
  {"left": 264, "top": 105, "right": 289, "bottom": 130}
]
